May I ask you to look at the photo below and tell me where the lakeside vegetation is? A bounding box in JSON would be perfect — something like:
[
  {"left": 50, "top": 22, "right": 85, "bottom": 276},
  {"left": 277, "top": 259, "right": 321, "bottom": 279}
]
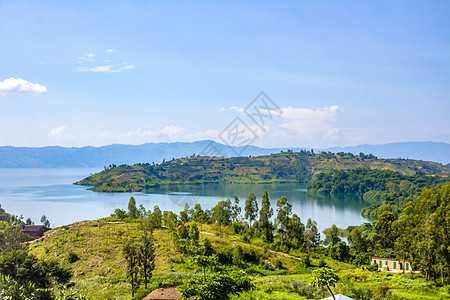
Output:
[
  {"left": 308, "top": 168, "right": 449, "bottom": 219},
  {"left": 74, "top": 151, "right": 449, "bottom": 192},
  {"left": 1, "top": 180, "right": 449, "bottom": 299}
]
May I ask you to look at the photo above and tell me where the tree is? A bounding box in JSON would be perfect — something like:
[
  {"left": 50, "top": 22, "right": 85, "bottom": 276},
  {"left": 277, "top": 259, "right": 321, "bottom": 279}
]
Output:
[
  {"left": 309, "top": 267, "right": 339, "bottom": 300},
  {"left": 180, "top": 203, "right": 191, "bottom": 223},
  {"left": 305, "top": 218, "right": 321, "bottom": 250},
  {"left": 259, "top": 191, "right": 273, "bottom": 243},
  {"left": 138, "top": 204, "right": 147, "bottom": 219},
  {"left": 186, "top": 223, "right": 200, "bottom": 254},
  {"left": 287, "top": 214, "right": 304, "bottom": 249},
  {"left": 373, "top": 211, "right": 397, "bottom": 250},
  {"left": 231, "top": 196, "right": 241, "bottom": 223},
  {"left": 189, "top": 255, "right": 218, "bottom": 275},
  {"left": 0, "top": 249, "right": 71, "bottom": 298},
  {"left": 163, "top": 211, "right": 179, "bottom": 231},
  {"left": 324, "top": 224, "right": 341, "bottom": 246},
  {"left": 138, "top": 230, "right": 155, "bottom": 289},
  {"left": 244, "top": 193, "right": 258, "bottom": 225},
  {"left": 329, "top": 241, "right": 350, "bottom": 262},
  {"left": 123, "top": 242, "right": 140, "bottom": 297},
  {"left": 400, "top": 182, "right": 450, "bottom": 281},
  {"left": 347, "top": 227, "right": 368, "bottom": 255},
  {"left": 127, "top": 196, "right": 138, "bottom": 219},
  {"left": 40, "top": 215, "right": 50, "bottom": 228},
  {"left": 0, "top": 228, "right": 30, "bottom": 255},
  {"left": 211, "top": 199, "right": 231, "bottom": 230},
  {"left": 274, "top": 196, "right": 291, "bottom": 245},
  {"left": 150, "top": 205, "right": 162, "bottom": 228},
  {"left": 193, "top": 203, "right": 207, "bottom": 223},
  {"left": 112, "top": 208, "right": 127, "bottom": 219}
]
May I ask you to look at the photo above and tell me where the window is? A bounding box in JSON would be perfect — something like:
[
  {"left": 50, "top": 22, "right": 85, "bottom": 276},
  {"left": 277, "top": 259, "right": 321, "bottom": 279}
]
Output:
[
  {"left": 386, "top": 261, "right": 388, "bottom": 265},
  {"left": 406, "top": 263, "right": 409, "bottom": 271},
  {"left": 394, "top": 262, "right": 396, "bottom": 269},
  {"left": 380, "top": 261, "right": 382, "bottom": 268}
]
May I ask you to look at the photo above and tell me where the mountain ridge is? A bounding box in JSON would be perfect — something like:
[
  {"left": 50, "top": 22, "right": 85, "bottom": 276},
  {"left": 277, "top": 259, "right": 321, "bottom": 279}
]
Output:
[{"left": 0, "top": 141, "right": 448, "bottom": 168}]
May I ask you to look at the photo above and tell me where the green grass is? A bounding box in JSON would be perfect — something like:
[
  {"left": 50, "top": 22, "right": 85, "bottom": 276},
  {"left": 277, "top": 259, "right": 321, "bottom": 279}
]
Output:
[{"left": 29, "top": 219, "right": 450, "bottom": 300}]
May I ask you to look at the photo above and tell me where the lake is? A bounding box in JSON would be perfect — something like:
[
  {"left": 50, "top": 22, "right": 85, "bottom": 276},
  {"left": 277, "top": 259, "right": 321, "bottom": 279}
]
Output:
[{"left": 0, "top": 168, "right": 369, "bottom": 231}]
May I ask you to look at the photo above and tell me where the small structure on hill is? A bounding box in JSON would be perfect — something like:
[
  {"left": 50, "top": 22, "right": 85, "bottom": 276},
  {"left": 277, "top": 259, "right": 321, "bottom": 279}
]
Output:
[
  {"left": 22, "top": 225, "right": 50, "bottom": 238},
  {"left": 372, "top": 257, "right": 413, "bottom": 273}
]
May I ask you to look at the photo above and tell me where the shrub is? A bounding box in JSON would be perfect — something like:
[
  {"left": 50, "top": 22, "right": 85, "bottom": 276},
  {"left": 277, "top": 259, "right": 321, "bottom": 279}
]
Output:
[
  {"left": 177, "top": 271, "right": 254, "bottom": 300},
  {"left": 318, "top": 259, "right": 327, "bottom": 267},
  {"left": 67, "top": 251, "right": 79, "bottom": 263}
]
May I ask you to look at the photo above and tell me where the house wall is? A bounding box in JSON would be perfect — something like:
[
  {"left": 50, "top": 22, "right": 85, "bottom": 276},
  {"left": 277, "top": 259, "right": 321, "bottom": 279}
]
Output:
[{"left": 372, "top": 257, "right": 412, "bottom": 273}]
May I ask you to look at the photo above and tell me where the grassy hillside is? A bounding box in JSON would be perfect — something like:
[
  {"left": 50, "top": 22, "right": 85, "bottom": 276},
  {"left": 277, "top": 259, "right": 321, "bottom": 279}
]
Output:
[
  {"left": 74, "top": 151, "right": 450, "bottom": 192},
  {"left": 29, "top": 218, "right": 450, "bottom": 300}
]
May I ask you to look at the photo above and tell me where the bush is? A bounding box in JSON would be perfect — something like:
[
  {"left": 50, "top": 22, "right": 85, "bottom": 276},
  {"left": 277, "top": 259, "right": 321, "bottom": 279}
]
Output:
[
  {"left": 275, "top": 259, "right": 283, "bottom": 269},
  {"left": 67, "top": 251, "right": 79, "bottom": 263},
  {"left": 177, "top": 271, "right": 254, "bottom": 300},
  {"left": 318, "top": 259, "right": 327, "bottom": 267}
]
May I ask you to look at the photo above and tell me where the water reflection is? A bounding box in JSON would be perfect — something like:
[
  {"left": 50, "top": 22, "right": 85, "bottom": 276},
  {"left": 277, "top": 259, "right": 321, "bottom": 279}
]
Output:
[{"left": 0, "top": 168, "right": 369, "bottom": 231}]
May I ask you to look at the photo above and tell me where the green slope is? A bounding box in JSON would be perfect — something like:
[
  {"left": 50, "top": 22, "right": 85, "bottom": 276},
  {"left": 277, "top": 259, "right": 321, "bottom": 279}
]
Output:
[{"left": 75, "top": 151, "right": 450, "bottom": 192}]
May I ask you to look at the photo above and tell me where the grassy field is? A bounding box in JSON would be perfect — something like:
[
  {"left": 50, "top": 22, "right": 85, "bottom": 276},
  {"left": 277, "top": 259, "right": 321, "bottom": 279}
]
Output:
[{"left": 29, "top": 219, "right": 450, "bottom": 300}]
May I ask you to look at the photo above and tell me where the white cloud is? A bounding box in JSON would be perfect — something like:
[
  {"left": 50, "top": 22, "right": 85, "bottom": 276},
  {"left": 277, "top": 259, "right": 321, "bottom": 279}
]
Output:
[
  {"left": 48, "top": 125, "right": 68, "bottom": 138},
  {"left": 278, "top": 105, "right": 341, "bottom": 140},
  {"left": 0, "top": 77, "right": 47, "bottom": 95},
  {"left": 219, "top": 107, "right": 225, "bottom": 112},
  {"left": 75, "top": 64, "right": 134, "bottom": 73},
  {"left": 106, "top": 49, "right": 114, "bottom": 53},
  {"left": 86, "top": 53, "right": 94, "bottom": 58},
  {"left": 229, "top": 106, "right": 245, "bottom": 113}
]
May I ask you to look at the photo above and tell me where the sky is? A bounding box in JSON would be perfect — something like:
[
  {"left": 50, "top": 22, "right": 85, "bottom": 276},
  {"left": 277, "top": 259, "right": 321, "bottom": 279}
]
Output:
[{"left": 0, "top": 1, "right": 449, "bottom": 149}]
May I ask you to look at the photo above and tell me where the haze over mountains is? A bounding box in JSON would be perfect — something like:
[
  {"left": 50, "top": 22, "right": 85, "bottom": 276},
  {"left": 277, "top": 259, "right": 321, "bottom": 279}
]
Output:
[{"left": 0, "top": 141, "right": 448, "bottom": 168}]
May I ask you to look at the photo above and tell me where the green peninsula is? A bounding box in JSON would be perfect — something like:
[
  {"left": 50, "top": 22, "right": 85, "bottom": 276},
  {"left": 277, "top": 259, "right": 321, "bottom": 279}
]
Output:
[{"left": 74, "top": 151, "right": 449, "bottom": 192}]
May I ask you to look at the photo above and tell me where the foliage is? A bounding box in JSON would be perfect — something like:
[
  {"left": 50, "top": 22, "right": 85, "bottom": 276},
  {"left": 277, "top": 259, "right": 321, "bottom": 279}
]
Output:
[
  {"left": 189, "top": 255, "right": 218, "bottom": 275},
  {"left": 309, "top": 267, "right": 339, "bottom": 299},
  {"left": 177, "top": 271, "right": 254, "bottom": 300},
  {"left": 138, "top": 230, "right": 155, "bottom": 289},
  {"left": 258, "top": 191, "right": 273, "bottom": 243},
  {"left": 244, "top": 193, "right": 258, "bottom": 225},
  {"left": 0, "top": 227, "right": 31, "bottom": 255},
  {"left": 128, "top": 197, "right": 138, "bottom": 219},
  {"left": 41, "top": 215, "right": 51, "bottom": 228},
  {"left": 323, "top": 224, "right": 341, "bottom": 246},
  {"left": 123, "top": 242, "right": 140, "bottom": 297}
]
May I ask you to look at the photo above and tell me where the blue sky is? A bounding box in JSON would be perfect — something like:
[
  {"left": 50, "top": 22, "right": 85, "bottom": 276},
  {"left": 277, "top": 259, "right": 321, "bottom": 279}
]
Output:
[{"left": 0, "top": 1, "right": 449, "bottom": 148}]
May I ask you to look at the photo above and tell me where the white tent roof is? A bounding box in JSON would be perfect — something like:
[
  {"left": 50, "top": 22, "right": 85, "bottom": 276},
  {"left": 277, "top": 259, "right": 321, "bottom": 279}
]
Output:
[{"left": 322, "top": 294, "right": 355, "bottom": 300}]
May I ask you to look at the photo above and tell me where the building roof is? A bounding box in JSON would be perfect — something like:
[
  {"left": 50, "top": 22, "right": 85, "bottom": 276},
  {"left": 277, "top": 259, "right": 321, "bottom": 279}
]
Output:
[{"left": 23, "top": 225, "right": 48, "bottom": 232}]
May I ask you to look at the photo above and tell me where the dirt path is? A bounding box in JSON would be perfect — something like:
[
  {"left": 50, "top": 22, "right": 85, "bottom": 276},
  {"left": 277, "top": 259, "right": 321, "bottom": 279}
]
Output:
[
  {"left": 143, "top": 284, "right": 196, "bottom": 300},
  {"left": 142, "top": 284, "right": 181, "bottom": 300}
]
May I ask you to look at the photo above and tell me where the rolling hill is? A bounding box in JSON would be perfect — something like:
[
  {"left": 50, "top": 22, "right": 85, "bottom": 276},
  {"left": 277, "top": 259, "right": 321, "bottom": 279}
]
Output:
[{"left": 75, "top": 150, "right": 450, "bottom": 192}]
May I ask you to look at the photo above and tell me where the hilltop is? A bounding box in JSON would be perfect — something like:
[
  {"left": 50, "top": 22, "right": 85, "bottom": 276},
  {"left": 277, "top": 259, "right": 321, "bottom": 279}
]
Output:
[{"left": 75, "top": 150, "right": 449, "bottom": 192}]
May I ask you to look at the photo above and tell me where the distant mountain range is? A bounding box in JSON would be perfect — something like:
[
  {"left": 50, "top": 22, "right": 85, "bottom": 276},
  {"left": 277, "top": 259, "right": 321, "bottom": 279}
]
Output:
[{"left": 0, "top": 141, "right": 448, "bottom": 168}]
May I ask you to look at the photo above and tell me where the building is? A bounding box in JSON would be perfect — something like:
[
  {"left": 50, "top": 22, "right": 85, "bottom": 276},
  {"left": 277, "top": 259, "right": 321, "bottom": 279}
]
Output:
[
  {"left": 372, "top": 257, "right": 413, "bottom": 273},
  {"left": 22, "top": 225, "right": 50, "bottom": 238}
]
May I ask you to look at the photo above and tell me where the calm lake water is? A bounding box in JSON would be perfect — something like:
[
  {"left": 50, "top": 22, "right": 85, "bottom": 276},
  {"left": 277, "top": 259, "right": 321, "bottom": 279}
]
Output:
[{"left": 0, "top": 168, "right": 369, "bottom": 231}]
